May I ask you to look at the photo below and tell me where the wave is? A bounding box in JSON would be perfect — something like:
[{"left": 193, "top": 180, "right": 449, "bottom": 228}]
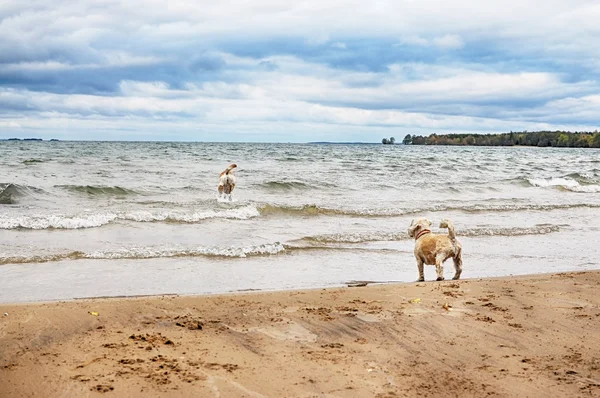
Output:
[
  {"left": 528, "top": 177, "right": 579, "bottom": 188},
  {"left": 0, "top": 205, "right": 260, "bottom": 229},
  {"left": 57, "top": 185, "right": 138, "bottom": 196},
  {"left": 527, "top": 177, "right": 600, "bottom": 193},
  {"left": 256, "top": 204, "right": 401, "bottom": 217},
  {"left": 0, "top": 224, "right": 562, "bottom": 265},
  {"left": 22, "top": 159, "right": 46, "bottom": 165},
  {"left": 1, "top": 199, "right": 595, "bottom": 230},
  {"left": 296, "top": 225, "right": 560, "bottom": 245},
  {"left": 563, "top": 172, "right": 597, "bottom": 181},
  {"left": 0, "top": 243, "right": 286, "bottom": 265},
  {"left": 0, "top": 183, "right": 44, "bottom": 204},
  {"left": 300, "top": 231, "right": 408, "bottom": 244},
  {"left": 460, "top": 225, "right": 560, "bottom": 237},
  {"left": 122, "top": 206, "right": 260, "bottom": 223},
  {"left": 0, "top": 213, "right": 119, "bottom": 229},
  {"left": 257, "top": 202, "right": 600, "bottom": 218}
]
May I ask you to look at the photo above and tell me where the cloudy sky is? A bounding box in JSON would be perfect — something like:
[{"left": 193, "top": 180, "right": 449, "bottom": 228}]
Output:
[{"left": 1, "top": 1, "right": 599, "bottom": 142}]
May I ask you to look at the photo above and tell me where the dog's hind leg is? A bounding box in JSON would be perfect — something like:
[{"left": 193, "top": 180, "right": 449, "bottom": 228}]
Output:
[
  {"left": 452, "top": 249, "right": 462, "bottom": 280},
  {"left": 435, "top": 255, "right": 445, "bottom": 281},
  {"left": 416, "top": 258, "right": 425, "bottom": 282}
]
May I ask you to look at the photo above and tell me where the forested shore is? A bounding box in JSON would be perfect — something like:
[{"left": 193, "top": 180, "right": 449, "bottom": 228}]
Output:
[{"left": 404, "top": 131, "right": 600, "bottom": 148}]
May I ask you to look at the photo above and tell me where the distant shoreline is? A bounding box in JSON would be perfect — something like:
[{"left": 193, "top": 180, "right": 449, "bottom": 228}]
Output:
[
  {"left": 407, "top": 130, "right": 600, "bottom": 148},
  {"left": 1, "top": 138, "right": 59, "bottom": 142}
]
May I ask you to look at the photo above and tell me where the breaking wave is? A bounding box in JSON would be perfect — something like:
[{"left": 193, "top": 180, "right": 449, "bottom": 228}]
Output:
[
  {"left": 301, "top": 231, "right": 408, "bottom": 244},
  {"left": 0, "top": 242, "right": 286, "bottom": 265},
  {"left": 0, "top": 213, "right": 119, "bottom": 229},
  {"left": 0, "top": 205, "right": 260, "bottom": 229},
  {"left": 0, "top": 224, "right": 562, "bottom": 265},
  {"left": 297, "top": 225, "right": 560, "bottom": 244},
  {"left": 0, "top": 183, "right": 44, "bottom": 204},
  {"left": 1, "top": 197, "right": 596, "bottom": 230},
  {"left": 527, "top": 177, "right": 600, "bottom": 193},
  {"left": 257, "top": 202, "right": 600, "bottom": 218},
  {"left": 460, "top": 225, "right": 561, "bottom": 237}
]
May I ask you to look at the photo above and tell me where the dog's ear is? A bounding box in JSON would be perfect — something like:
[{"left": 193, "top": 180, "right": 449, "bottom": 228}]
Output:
[
  {"left": 425, "top": 219, "right": 432, "bottom": 227},
  {"left": 408, "top": 219, "right": 419, "bottom": 237}
]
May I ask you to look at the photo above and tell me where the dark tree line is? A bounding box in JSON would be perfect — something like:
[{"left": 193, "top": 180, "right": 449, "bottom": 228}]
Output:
[{"left": 407, "top": 131, "right": 600, "bottom": 148}]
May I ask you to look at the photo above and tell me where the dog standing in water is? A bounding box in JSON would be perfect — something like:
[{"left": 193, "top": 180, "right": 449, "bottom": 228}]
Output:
[{"left": 218, "top": 164, "right": 237, "bottom": 200}]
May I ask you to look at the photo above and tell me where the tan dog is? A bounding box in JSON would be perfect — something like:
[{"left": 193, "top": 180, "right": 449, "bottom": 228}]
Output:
[
  {"left": 408, "top": 218, "right": 462, "bottom": 281},
  {"left": 218, "top": 164, "right": 237, "bottom": 200}
]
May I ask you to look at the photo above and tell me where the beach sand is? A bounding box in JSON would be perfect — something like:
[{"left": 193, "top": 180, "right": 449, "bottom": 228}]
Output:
[{"left": 1, "top": 271, "right": 599, "bottom": 397}]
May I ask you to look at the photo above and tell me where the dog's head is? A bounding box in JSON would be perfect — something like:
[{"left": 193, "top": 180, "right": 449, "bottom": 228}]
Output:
[{"left": 408, "top": 218, "right": 432, "bottom": 238}]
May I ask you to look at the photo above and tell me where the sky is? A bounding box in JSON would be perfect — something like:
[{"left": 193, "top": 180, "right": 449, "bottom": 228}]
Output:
[{"left": 1, "top": 1, "right": 599, "bottom": 142}]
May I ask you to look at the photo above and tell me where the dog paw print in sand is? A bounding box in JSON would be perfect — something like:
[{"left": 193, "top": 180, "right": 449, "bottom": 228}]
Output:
[
  {"left": 203, "top": 362, "right": 239, "bottom": 372},
  {"left": 173, "top": 315, "right": 204, "bottom": 330},
  {"left": 475, "top": 314, "right": 496, "bottom": 323},
  {"left": 303, "top": 307, "right": 335, "bottom": 321},
  {"left": 114, "top": 355, "right": 206, "bottom": 387},
  {"left": 150, "top": 314, "right": 205, "bottom": 330},
  {"left": 91, "top": 384, "right": 114, "bottom": 393},
  {"left": 129, "top": 333, "right": 175, "bottom": 348}
]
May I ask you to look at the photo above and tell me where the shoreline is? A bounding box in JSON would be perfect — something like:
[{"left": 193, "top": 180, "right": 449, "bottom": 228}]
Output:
[
  {"left": 0, "top": 269, "right": 595, "bottom": 306},
  {"left": 2, "top": 270, "right": 599, "bottom": 397}
]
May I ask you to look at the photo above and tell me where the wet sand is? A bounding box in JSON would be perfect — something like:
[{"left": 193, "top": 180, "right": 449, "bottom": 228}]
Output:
[{"left": 1, "top": 271, "right": 599, "bottom": 397}]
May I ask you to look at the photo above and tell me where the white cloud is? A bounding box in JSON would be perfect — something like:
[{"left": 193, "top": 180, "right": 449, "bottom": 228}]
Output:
[
  {"left": 2, "top": 1, "right": 598, "bottom": 47},
  {"left": 0, "top": 120, "right": 22, "bottom": 128},
  {"left": 0, "top": 53, "right": 163, "bottom": 72},
  {"left": 397, "top": 34, "right": 464, "bottom": 49},
  {"left": 433, "top": 34, "right": 464, "bottom": 49},
  {"left": 398, "top": 35, "right": 429, "bottom": 46}
]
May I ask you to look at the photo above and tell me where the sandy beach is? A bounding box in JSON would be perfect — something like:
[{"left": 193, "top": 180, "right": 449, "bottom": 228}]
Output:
[{"left": 1, "top": 271, "right": 599, "bottom": 397}]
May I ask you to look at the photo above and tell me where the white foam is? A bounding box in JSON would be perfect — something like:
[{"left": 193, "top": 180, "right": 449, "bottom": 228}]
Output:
[
  {"left": 528, "top": 177, "right": 600, "bottom": 193},
  {"left": 121, "top": 205, "right": 260, "bottom": 223},
  {"left": 85, "top": 242, "right": 286, "bottom": 260},
  {"left": 528, "top": 177, "right": 580, "bottom": 188},
  {"left": 217, "top": 194, "right": 236, "bottom": 203},
  {"left": 0, "top": 206, "right": 261, "bottom": 230},
  {"left": 0, "top": 213, "right": 118, "bottom": 230},
  {"left": 567, "top": 185, "right": 600, "bottom": 193}
]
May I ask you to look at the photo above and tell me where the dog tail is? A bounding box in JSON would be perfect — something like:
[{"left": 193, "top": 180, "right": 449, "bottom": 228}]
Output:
[
  {"left": 220, "top": 163, "right": 237, "bottom": 177},
  {"left": 439, "top": 219, "right": 457, "bottom": 241}
]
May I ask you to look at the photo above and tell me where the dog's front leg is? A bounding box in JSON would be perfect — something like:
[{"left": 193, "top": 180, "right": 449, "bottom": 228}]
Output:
[{"left": 416, "top": 258, "right": 425, "bottom": 282}]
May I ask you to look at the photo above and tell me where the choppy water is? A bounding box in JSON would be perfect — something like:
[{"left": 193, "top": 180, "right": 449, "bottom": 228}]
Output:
[{"left": 1, "top": 141, "right": 599, "bottom": 302}]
